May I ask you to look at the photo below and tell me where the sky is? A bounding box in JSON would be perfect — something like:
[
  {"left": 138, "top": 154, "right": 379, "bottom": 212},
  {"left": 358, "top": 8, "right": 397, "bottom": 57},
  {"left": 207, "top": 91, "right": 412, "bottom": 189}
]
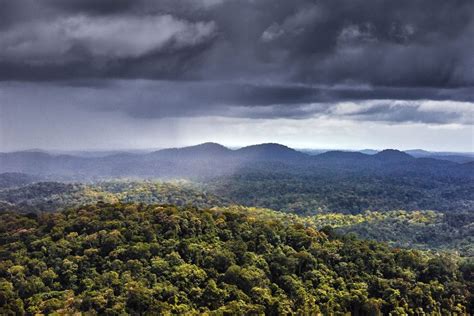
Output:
[{"left": 0, "top": 0, "right": 473, "bottom": 152}]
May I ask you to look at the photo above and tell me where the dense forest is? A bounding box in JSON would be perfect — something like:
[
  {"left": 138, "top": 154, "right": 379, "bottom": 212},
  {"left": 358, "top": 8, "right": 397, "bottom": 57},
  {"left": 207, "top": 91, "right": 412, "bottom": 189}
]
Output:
[
  {"left": 1, "top": 180, "right": 472, "bottom": 256},
  {"left": 1, "top": 143, "right": 472, "bottom": 216},
  {"left": 2, "top": 144, "right": 473, "bottom": 188},
  {"left": 0, "top": 168, "right": 472, "bottom": 314},
  {"left": 0, "top": 181, "right": 228, "bottom": 213},
  {"left": 206, "top": 171, "right": 474, "bottom": 214},
  {"left": 1, "top": 203, "right": 472, "bottom": 314},
  {"left": 309, "top": 211, "right": 474, "bottom": 257}
]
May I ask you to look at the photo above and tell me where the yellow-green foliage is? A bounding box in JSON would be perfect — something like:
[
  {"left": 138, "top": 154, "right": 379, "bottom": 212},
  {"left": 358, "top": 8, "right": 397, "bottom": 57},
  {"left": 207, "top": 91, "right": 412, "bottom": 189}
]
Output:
[
  {"left": 309, "top": 210, "right": 441, "bottom": 228},
  {"left": 0, "top": 203, "right": 471, "bottom": 315},
  {"left": 304, "top": 210, "right": 473, "bottom": 257}
]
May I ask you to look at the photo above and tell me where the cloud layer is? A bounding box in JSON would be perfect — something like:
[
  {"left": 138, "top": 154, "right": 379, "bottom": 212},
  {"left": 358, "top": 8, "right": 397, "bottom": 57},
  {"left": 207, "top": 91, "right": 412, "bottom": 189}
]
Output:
[
  {"left": 0, "top": 0, "right": 473, "bottom": 151},
  {"left": 1, "top": 81, "right": 472, "bottom": 125},
  {"left": 1, "top": 0, "right": 473, "bottom": 87},
  {"left": 0, "top": 15, "right": 216, "bottom": 61}
]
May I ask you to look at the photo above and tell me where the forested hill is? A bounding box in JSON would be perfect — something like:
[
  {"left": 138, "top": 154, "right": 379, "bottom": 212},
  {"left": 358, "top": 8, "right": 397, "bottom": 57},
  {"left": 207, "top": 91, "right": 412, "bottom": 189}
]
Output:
[
  {"left": 0, "top": 143, "right": 472, "bottom": 180},
  {"left": 0, "top": 180, "right": 472, "bottom": 255},
  {"left": 0, "top": 203, "right": 472, "bottom": 314},
  {"left": 1, "top": 143, "right": 472, "bottom": 214},
  {"left": 0, "top": 173, "right": 39, "bottom": 189}
]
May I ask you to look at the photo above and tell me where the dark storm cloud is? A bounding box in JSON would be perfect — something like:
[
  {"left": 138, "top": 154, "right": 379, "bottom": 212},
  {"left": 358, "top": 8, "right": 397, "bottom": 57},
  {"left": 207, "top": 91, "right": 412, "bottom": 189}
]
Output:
[
  {"left": 332, "top": 101, "right": 474, "bottom": 125},
  {"left": 0, "top": 0, "right": 473, "bottom": 125},
  {"left": 92, "top": 81, "right": 474, "bottom": 123},
  {"left": 2, "top": 80, "right": 471, "bottom": 125},
  {"left": 91, "top": 81, "right": 474, "bottom": 123},
  {"left": 44, "top": 79, "right": 470, "bottom": 120},
  {"left": 1, "top": 0, "right": 473, "bottom": 86},
  {"left": 46, "top": 0, "right": 136, "bottom": 14}
]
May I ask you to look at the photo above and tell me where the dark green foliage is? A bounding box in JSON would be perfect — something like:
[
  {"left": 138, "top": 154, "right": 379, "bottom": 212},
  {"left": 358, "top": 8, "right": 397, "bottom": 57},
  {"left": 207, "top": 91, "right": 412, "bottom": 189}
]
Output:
[
  {"left": 2, "top": 181, "right": 472, "bottom": 256},
  {"left": 0, "top": 173, "right": 38, "bottom": 189},
  {"left": 0, "top": 181, "right": 227, "bottom": 213},
  {"left": 308, "top": 210, "right": 474, "bottom": 257},
  {"left": 0, "top": 204, "right": 471, "bottom": 314},
  {"left": 1, "top": 144, "right": 473, "bottom": 214},
  {"left": 206, "top": 171, "right": 474, "bottom": 214}
]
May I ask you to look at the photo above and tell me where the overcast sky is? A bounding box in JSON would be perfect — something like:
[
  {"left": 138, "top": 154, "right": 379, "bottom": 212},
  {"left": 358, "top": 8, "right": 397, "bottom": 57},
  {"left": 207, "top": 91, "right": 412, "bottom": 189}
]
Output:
[{"left": 1, "top": 0, "right": 473, "bottom": 152}]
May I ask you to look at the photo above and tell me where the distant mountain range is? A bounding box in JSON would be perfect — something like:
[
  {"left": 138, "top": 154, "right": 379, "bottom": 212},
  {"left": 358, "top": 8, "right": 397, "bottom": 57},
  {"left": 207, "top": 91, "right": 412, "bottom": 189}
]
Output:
[
  {"left": 0, "top": 143, "right": 472, "bottom": 180},
  {"left": 299, "top": 147, "right": 474, "bottom": 163},
  {"left": 403, "top": 149, "right": 474, "bottom": 163}
]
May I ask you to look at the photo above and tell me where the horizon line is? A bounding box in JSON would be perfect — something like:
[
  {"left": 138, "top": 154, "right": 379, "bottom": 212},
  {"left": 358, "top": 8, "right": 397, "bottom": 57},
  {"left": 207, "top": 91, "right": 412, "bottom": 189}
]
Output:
[{"left": 1, "top": 142, "right": 473, "bottom": 155}]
